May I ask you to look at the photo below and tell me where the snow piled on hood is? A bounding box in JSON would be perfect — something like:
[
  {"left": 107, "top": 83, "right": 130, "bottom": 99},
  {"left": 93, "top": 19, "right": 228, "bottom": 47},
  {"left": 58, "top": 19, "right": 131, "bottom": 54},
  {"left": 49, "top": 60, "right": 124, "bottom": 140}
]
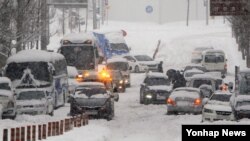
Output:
[
  {"left": 205, "top": 101, "right": 232, "bottom": 112},
  {"left": 148, "top": 85, "right": 172, "bottom": 92}
]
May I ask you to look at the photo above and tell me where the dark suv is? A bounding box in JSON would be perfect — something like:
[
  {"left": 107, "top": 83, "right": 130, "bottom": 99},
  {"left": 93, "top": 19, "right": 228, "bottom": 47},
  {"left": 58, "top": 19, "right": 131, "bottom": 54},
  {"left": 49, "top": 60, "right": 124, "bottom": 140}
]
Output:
[{"left": 140, "top": 72, "right": 172, "bottom": 104}]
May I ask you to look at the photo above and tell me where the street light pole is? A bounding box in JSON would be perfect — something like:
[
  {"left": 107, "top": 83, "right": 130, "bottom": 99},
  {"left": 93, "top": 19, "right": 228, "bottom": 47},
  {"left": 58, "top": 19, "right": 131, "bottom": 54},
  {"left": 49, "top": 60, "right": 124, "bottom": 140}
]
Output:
[{"left": 187, "top": 0, "right": 190, "bottom": 26}]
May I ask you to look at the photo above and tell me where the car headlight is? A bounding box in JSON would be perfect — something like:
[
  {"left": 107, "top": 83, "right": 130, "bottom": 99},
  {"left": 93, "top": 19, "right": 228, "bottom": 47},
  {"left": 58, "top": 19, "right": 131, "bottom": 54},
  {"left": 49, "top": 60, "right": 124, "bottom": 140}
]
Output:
[
  {"left": 145, "top": 94, "right": 153, "bottom": 99},
  {"left": 125, "top": 79, "right": 129, "bottom": 83},
  {"left": 204, "top": 108, "right": 213, "bottom": 113},
  {"left": 17, "top": 105, "right": 22, "bottom": 109},
  {"left": 119, "top": 80, "right": 123, "bottom": 84}
]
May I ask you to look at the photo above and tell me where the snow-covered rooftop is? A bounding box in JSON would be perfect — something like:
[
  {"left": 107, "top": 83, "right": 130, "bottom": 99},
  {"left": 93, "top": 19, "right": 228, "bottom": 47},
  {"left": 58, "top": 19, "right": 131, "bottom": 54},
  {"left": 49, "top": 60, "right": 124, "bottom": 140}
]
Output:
[
  {"left": 146, "top": 72, "right": 168, "bottom": 79},
  {"left": 61, "top": 32, "right": 94, "bottom": 44},
  {"left": 7, "top": 50, "right": 65, "bottom": 64}
]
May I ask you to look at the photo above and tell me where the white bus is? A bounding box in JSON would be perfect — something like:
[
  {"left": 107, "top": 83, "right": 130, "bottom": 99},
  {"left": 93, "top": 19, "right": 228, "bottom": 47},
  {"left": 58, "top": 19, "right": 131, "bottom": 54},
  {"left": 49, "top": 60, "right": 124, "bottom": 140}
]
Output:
[
  {"left": 58, "top": 32, "right": 103, "bottom": 72},
  {"left": 4, "top": 50, "right": 68, "bottom": 108}
]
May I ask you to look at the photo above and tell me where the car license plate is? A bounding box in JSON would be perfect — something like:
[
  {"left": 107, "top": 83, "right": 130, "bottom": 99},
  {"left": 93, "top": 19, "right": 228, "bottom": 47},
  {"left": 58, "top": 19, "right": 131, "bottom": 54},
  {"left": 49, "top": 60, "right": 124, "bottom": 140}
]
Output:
[
  {"left": 86, "top": 111, "right": 98, "bottom": 115},
  {"left": 177, "top": 101, "right": 190, "bottom": 106}
]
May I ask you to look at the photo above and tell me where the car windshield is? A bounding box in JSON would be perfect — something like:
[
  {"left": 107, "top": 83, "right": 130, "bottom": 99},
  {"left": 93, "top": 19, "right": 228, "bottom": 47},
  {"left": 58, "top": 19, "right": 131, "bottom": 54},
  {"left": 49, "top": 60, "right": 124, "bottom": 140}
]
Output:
[
  {"left": 110, "top": 43, "right": 129, "bottom": 52},
  {"left": 75, "top": 87, "right": 106, "bottom": 95},
  {"left": 145, "top": 77, "right": 170, "bottom": 86},
  {"left": 193, "top": 79, "right": 212, "bottom": 88},
  {"left": 0, "top": 83, "right": 11, "bottom": 90},
  {"left": 17, "top": 91, "right": 45, "bottom": 100},
  {"left": 210, "top": 94, "right": 231, "bottom": 102},
  {"left": 107, "top": 62, "right": 128, "bottom": 71},
  {"left": 134, "top": 55, "right": 153, "bottom": 61},
  {"left": 239, "top": 79, "right": 250, "bottom": 94},
  {"left": 205, "top": 54, "right": 225, "bottom": 63},
  {"left": 237, "top": 101, "right": 250, "bottom": 107}
]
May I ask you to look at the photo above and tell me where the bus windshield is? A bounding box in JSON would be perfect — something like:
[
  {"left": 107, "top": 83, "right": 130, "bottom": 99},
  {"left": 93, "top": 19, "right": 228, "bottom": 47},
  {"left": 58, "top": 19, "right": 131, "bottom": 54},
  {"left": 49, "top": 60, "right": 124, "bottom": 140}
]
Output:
[
  {"left": 60, "top": 45, "right": 95, "bottom": 70},
  {"left": 6, "top": 62, "right": 50, "bottom": 82}
]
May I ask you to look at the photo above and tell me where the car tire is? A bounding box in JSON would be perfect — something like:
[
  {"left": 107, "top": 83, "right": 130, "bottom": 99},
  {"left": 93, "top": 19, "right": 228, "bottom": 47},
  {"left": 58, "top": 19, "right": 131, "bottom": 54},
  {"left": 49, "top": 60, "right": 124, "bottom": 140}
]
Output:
[
  {"left": 234, "top": 111, "right": 241, "bottom": 121},
  {"left": 106, "top": 101, "right": 114, "bottom": 121},
  {"left": 167, "top": 111, "right": 176, "bottom": 115},
  {"left": 135, "top": 66, "right": 140, "bottom": 73},
  {"left": 49, "top": 110, "right": 54, "bottom": 116},
  {"left": 143, "top": 98, "right": 151, "bottom": 105},
  {"left": 139, "top": 92, "right": 144, "bottom": 104}
]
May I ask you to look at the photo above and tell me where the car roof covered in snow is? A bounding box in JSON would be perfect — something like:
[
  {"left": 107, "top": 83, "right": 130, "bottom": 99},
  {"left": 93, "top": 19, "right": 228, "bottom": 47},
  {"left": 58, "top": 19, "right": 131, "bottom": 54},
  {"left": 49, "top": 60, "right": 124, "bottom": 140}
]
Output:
[
  {"left": 7, "top": 50, "right": 65, "bottom": 64},
  {"left": 235, "top": 95, "right": 250, "bottom": 102},
  {"left": 189, "top": 73, "right": 221, "bottom": 80},
  {"left": 0, "top": 77, "right": 11, "bottom": 84},
  {"left": 173, "top": 87, "right": 200, "bottom": 92},
  {"left": 185, "top": 68, "right": 204, "bottom": 73},
  {"left": 77, "top": 82, "right": 105, "bottom": 87},
  {"left": 146, "top": 72, "right": 168, "bottom": 79},
  {"left": 61, "top": 32, "right": 94, "bottom": 44},
  {"left": 107, "top": 57, "right": 128, "bottom": 63}
]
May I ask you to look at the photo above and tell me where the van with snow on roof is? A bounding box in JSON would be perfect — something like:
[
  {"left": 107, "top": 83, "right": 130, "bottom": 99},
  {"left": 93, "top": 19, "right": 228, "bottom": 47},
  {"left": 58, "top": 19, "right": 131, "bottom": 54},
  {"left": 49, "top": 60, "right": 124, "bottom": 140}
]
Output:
[
  {"left": 4, "top": 50, "right": 68, "bottom": 109},
  {"left": 201, "top": 50, "right": 227, "bottom": 76}
]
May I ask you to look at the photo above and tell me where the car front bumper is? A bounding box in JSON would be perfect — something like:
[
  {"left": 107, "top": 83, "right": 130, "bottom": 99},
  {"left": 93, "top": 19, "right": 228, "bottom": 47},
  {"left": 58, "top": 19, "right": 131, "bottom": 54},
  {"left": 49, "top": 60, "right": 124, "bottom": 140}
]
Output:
[
  {"left": 202, "top": 112, "right": 235, "bottom": 122},
  {"left": 17, "top": 107, "right": 47, "bottom": 115},
  {"left": 2, "top": 108, "right": 16, "bottom": 118}
]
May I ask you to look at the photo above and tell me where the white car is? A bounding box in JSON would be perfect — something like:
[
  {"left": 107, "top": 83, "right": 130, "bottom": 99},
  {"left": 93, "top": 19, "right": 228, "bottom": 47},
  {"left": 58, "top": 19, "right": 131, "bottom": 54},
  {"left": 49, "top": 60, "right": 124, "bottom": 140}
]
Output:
[
  {"left": 122, "top": 55, "right": 148, "bottom": 73},
  {"left": 0, "top": 77, "right": 16, "bottom": 119},
  {"left": 183, "top": 68, "right": 204, "bottom": 82},
  {"left": 16, "top": 89, "right": 54, "bottom": 116},
  {"left": 134, "top": 55, "right": 162, "bottom": 72},
  {"left": 202, "top": 91, "right": 234, "bottom": 122}
]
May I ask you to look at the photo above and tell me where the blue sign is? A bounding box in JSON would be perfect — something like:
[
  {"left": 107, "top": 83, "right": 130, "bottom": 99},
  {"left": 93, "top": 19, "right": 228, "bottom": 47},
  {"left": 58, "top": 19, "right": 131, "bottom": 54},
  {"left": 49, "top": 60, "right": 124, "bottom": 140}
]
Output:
[{"left": 146, "top": 5, "right": 153, "bottom": 14}]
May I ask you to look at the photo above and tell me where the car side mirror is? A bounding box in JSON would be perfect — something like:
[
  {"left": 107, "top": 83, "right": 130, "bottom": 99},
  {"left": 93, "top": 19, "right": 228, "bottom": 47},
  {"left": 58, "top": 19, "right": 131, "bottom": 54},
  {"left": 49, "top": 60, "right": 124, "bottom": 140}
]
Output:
[{"left": 202, "top": 98, "right": 209, "bottom": 105}]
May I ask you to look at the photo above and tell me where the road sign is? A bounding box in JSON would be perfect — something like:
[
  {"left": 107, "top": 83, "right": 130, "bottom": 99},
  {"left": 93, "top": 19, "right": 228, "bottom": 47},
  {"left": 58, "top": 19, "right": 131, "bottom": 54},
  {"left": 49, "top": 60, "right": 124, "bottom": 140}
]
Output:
[
  {"left": 145, "top": 5, "right": 153, "bottom": 14},
  {"left": 48, "top": 0, "right": 88, "bottom": 8},
  {"left": 210, "top": 0, "right": 248, "bottom": 16}
]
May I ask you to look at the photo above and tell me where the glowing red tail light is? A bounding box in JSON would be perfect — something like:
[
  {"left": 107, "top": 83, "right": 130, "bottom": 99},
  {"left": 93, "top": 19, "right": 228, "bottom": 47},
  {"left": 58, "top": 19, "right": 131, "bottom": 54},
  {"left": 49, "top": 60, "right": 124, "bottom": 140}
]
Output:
[
  {"left": 194, "top": 98, "right": 201, "bottom": 106},
  {"left": 167, "top": 98, "right": 176, "bottom": 106}
]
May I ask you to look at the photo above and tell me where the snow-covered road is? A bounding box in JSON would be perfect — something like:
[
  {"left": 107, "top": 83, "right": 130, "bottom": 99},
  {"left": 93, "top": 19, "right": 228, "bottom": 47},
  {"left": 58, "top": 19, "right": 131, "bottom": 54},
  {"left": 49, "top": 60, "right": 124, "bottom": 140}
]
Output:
[{"left": 1, "top": 20, "right": 250, "bottom": 141}]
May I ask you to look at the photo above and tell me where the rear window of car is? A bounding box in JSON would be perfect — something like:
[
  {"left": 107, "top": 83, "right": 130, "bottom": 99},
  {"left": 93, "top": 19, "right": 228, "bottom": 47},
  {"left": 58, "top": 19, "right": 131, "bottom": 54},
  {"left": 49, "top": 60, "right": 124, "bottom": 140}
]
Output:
[
  {"left": 210, "top": 94, "right": 231, "bottom": 102},
  {"left": 144, "top": 77, "right": 170, "bottom": 86},
  {"left": 193, "top": 79, "right": 212, "bottom": 88}
]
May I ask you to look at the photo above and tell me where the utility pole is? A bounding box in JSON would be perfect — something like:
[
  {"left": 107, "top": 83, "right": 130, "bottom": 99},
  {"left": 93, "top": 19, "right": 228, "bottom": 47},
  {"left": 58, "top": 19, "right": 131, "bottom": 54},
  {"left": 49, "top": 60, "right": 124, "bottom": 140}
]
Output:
[
  {"left": 41, "top": 0, "right": 48, "bottom": 50},
  {"left": 186, "top": 0, "right": 190, "bottom": 26},
  {"left": 92, "top": 0, "right": 97, "bottom": 29},
  {"left": 205, "top": 0, "right": 209, "bottom": 25}
]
